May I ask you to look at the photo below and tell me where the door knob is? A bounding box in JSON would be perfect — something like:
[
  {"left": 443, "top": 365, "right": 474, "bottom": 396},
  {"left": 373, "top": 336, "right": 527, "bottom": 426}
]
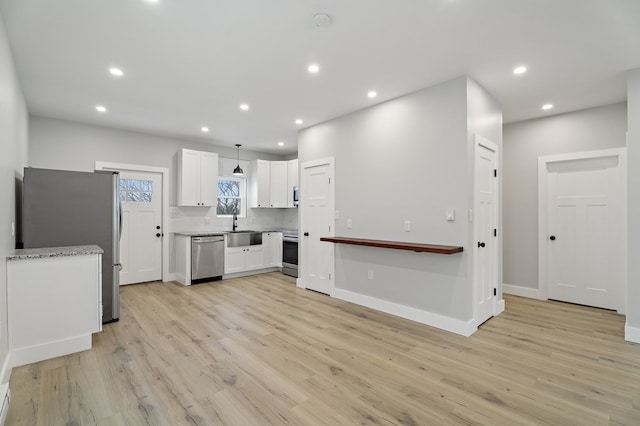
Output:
[
  {"left": 304, "top": 232, "right": 309, "bottom": 236},
  {"left": 156, "top": 225, "right": 161, "bottom": 230},
  {"left": 478, "top": 241, "right": 486, "bottom": 248},
  {"left": 549, "top": 235, "right": 556, "bottom": 241},
  {"left": 156, "top": 233, "right": 161, "bottom": 237}
]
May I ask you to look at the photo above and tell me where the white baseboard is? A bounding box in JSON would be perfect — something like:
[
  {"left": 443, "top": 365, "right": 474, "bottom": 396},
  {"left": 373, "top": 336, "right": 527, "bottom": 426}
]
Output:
[
  {"left": 496, "top": 298, "right": 506, "bottom": 315},
  {"left": 0, "top": 354, "right": 11, "bottom": 387},
  {"left": 222, "top": 267, "right": 281, "bottom": 281},
  {"left": 503, "top": 283, "right": 546, "bottom": 300},
  {"left": 164, "top": 273, "right": 177, "bottom": 283},
  {"left": 331, "top": 288, "right": 477, "bottom": 337},
  {"left": 296, "top": 278, "right": 305, "bottom": 289},
  {"left": 9, "top": 334, "right": 92, "bottom": 369},
  {"left": 625, "top": 323, "right": 640, "bottom": 343}
]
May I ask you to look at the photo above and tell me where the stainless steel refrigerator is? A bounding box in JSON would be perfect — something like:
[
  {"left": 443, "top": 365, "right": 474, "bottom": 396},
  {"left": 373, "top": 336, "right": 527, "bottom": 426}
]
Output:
[{"left": 22, "top": 167, "right": 121, "bottom": 324}]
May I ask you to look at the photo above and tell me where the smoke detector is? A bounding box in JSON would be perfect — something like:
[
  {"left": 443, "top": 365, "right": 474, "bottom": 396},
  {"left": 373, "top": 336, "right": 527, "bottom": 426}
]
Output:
[{"left": 312, "top": 12, "right": 332, "bottom": 28}]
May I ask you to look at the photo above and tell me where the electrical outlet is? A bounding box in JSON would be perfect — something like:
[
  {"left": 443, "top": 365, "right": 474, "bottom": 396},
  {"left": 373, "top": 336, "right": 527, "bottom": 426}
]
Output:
[
  {"left": 347, "top": 219, "right": 353, "bottom": 229},
  {"left": 335, "top": 210, "right": 340, "bottom": 219},
  {"left": 404, "top": 220, "right": 411, "bottom": 232},
  {"left": 367, "top": 270, "right": 374, "bottom": 280},
  {"left": 11, "top": 222, "right": 15, "bottom": 237}
]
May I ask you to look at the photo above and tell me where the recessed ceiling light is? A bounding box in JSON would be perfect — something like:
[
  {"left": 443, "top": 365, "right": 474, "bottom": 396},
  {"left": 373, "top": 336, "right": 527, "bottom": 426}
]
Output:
[
  {"left": 295, "top": 119, "right": 303, "bottom": 125},
  {"left": 240, "top": 103, "right": 249, "bottom": 111},
  {"left": 542, "top": 103, "right": 554, "bottom": 110},
  {"left": 513, "top": 66, "right": 527, "bottom": 75},
  {"left": 96, "top": 105, "right": 107, "bottom": 113},
  {"left": 144, "top": 0, "right": 159, "bottom": 3},
  {"left": 278, "top": 141, "right": 285, "bottom": 147},
  {"left": 109, "top": 67, "right": 124, "bottom": 77},
  {"left": 307, "top": 64, "right": 320, "bottom": 74},
  {"left": 367, "top": 91, "right": 378, "bottom": 98},
  {"left": 201, "top": 126, "right": 209, "bottom": 133}
]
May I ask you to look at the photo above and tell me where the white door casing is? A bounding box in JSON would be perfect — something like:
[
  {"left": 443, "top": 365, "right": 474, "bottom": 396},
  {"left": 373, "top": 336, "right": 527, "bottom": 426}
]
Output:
[
  {"left": 474, "top": 135, "right": 499, "bottom": 326},
  {"left": 299, "top": 158, "right": 335, "bottom": 294},
  {"left": 119, "top": 171, "right": 162, "bottom": 284},
  {"left": 95, "top": 161, "right": 170, "bottom": 283},
  {"left": 539, "top": 149, "right": 626, "bottom": 312}
]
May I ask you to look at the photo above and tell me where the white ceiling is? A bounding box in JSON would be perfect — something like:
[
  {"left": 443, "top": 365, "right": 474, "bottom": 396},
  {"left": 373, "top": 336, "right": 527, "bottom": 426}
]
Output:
[{"left": 1, "top": 0, "right": 639, "bottom": 155}]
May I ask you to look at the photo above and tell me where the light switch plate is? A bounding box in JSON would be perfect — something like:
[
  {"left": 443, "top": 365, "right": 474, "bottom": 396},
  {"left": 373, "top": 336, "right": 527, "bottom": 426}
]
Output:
[
  {"left": 347, "top": 219, "right": 353, "bottom": 229},
  {"left": 404, "top": 220, "right": 411, "bottom": 231},
  {"left": 335, "top": 210, "right": 340, "bottom": 219},
  {"left": 446, "top": 208, "right": 455, "bottom": 221}
]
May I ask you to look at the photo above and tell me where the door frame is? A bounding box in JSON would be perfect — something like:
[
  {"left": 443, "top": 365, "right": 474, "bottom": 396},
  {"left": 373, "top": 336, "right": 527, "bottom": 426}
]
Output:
[
  {"left": 538, "top": 148, "right": 627, "bottom": 313},
  {"left": 472, "top": 135, "right": 502, "bottom": 326},
  {"left": 95, "top": 161, "right": 170, "bottom": 283},
  {"left": 297, "top": 157, "right": 335, "bottom": 292}
]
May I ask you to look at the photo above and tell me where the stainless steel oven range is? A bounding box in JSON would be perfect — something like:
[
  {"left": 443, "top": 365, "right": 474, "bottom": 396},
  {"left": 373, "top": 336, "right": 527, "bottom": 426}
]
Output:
[{"left": 282, "top": 229, "right": 298, "bottom": 277}]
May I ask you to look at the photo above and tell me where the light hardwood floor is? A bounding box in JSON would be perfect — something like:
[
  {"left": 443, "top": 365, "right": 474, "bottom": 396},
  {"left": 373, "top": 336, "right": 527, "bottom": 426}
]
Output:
[{"left": 6, "top": 272, "right": 640, "bottom": 425}]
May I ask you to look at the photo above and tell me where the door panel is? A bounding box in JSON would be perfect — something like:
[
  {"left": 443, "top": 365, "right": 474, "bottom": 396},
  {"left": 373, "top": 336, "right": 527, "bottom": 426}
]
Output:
[
  {"left": 474, "top": 138, "right": 498, "bottom": 326},
  {"left": 547, "top": 157, "right": 619, "bottom": 309},
  {"left": 119, "top": 171, "right": 162, "bottom": 285},
  {"left": 302, "top": 163, "right": 333, "bottom": 294}
]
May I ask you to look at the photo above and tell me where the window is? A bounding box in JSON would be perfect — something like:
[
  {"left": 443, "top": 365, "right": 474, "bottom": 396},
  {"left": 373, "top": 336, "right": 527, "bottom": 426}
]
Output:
[
  {"left": 217, "top": 177, "right": 246, "bottom": 217},
  {"left": 119, "top": 178, "right": 153, "bottom": 202}
]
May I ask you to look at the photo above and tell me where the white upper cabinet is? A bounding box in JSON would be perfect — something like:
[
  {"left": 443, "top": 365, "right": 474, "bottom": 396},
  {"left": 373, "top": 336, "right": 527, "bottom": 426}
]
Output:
[
  {"left": 270, "top": 161, "right": 288, "bottom": 208},
  {"left": 177, "top": 149, "right": 219, "bottom": 206},
  {"left": 249, "top": 159, "right": 298, "bottom": 208},
  {"left": 287, "top": 159, "right": 299, "bottom": 208}
]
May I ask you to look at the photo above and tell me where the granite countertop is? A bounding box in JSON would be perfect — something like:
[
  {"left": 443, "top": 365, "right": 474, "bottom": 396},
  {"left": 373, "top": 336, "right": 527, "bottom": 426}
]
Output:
[{"left": 7, "top": 245, "right": 104, "bottom": 261}]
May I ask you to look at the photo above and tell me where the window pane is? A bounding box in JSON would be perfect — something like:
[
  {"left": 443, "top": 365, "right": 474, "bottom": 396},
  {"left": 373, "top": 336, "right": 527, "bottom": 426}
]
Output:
[
  {"left": 127, "top": 192, "right": 140, "bottom": 202},
  {"left": 217, "top": 198, "right": 240, "bottom": 215},
  {"left": 128, "top": 179, "right": 140, "bottom": 191},
  {"left": 142, "top": 192, "right": 152, "bottom": 202},
  {"left": 119, "top": 191, "right": 126, "bottom": 202},
  {"left": 218, "top": 180, "right": 240, "bottom": 197},
  {"left": 142, "top": 180, "right": 153, "bottom": 191}
]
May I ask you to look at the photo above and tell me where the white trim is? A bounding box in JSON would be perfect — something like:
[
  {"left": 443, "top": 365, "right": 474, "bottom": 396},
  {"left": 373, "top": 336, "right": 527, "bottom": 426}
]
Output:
[
  {"left": 538, "top": 148, "right": 627, "bottom": 313},
  {"left": 9, "top": 334, "right": 92, "bottom": 369},
  {"left": 95, "top": 161, "right": 170, "bottom": 282},
  {"left": 0, "top": 383, "right": 9, "bottom": 426},
  {"left": 496, "top": 298, "right": 505, "bottom": 315},
  {"left": 625, "top": 324, "right": 640, "bottom": 343},
  {"left": 0, "top": 354, "right": 11, "bottom": 385},
  {"left": 503, "top": 283, "right": 547, "bottom": 300},
  {"left": 331, "top": 288, "right": 477, "bottom": 337}
]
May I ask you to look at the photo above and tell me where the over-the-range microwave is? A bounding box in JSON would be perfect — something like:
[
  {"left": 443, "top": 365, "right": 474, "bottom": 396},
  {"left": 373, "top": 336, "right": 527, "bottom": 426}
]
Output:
[{"left": 293, "top": 186, "right": 299, "bottom": 206}]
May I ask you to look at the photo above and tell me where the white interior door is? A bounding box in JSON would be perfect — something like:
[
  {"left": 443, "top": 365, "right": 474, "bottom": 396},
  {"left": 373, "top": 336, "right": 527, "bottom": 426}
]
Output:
[
  {"left": 119, "top": 171, "right": 162, "bottom": 285},
  {"left": 546, "top": 155, "right": 623, "bottom": 310},
  {"left": 301, "top": 161, "right": 334, "bottom": 294},
  {"left": 474, "top": 136, "right": 498, "bottom": 326}
]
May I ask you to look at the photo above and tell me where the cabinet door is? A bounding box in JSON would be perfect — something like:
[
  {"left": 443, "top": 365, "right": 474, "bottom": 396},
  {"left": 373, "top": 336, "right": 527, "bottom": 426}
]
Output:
[
  {"left": 224, "top": 247, "right": 246, "bottom": 274},
  {"left": 255, "top": 160, "right": 271, "bottom": 207},
  {"left": 270, "top": 161, "right": 288, "bottom": 208},
  {"left": 246, "top": 246, "right": 264, "bottom": 270},
  {"left": 178, "top": 149, "right": 202, "bottom": 206},
  {"left": 287, "top": 159, "right": 299, "bottom": 208},
  {"left": 199, "top": 152, "right": 219, "bottom": 207},
  {"left": 263, "top": 232, "right": 282, "bottom": 267}
]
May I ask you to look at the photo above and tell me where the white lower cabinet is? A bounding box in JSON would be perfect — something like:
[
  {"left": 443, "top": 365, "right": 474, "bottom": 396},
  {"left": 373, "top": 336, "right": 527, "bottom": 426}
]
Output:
[
  {"left": 224, "top": 245, "right": 264, "bottom": 274},
  {"left": 263, "top": 232, "right": 282, "bottom": 267}
]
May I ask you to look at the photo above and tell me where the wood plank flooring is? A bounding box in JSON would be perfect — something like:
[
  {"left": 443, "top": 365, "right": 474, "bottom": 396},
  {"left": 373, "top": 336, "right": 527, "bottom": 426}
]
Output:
[{"left": 6, "top": 272, "right": 640, "bottom": 425}]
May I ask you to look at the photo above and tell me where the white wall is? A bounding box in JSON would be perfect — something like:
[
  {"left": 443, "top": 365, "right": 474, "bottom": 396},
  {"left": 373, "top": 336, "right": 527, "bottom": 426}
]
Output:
[
  {"left": 298, "top": 76, "right": 502, "bottom": 330},
  {"left": 502, "top": 103, "right": 627, "bottom": 292},
  {"left": 0, "top": 11, "right": 29, "bottom": 382},
  {"left": 627, "top": 70, "right": 640, "bottom": 342}
]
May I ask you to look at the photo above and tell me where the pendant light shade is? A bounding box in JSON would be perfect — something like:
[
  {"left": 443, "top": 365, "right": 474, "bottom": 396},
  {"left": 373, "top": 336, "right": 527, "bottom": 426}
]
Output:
[{"left": 233, "top": 144, "right": 244, "bottom": 176}]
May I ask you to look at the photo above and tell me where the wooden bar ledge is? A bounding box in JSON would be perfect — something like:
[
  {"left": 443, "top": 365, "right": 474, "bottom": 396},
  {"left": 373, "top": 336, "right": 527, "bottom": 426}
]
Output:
[{"left": 320, "top": 236, "right": 463, "bottom": 254}]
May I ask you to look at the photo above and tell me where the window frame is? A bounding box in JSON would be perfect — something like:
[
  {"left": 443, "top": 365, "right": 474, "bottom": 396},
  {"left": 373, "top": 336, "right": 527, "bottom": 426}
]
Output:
[{"left": 216, "top": 176, "right": 247, "bottom": 218}]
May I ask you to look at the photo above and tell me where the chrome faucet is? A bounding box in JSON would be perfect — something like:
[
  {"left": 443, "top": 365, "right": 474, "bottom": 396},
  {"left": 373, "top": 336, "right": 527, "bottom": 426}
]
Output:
[{"left": 232, "top": 214, "right": 238, "bottom": 231}]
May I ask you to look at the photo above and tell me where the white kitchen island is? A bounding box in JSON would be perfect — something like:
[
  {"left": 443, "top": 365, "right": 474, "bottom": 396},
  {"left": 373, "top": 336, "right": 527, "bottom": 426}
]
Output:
[{"left": 5, "top": 245, "right": 103, "bottom": 368}]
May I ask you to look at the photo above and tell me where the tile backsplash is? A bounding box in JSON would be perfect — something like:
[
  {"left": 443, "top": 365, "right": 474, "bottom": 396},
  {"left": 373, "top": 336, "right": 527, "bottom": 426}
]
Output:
[{"left": 169, "top": 206, "right": 298, "bottom": 233}]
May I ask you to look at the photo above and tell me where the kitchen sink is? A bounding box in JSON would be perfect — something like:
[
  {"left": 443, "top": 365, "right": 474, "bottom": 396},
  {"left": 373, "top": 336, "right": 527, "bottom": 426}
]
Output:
[{"left": 226, "top": 231, "right": 262, "bottom": 247}]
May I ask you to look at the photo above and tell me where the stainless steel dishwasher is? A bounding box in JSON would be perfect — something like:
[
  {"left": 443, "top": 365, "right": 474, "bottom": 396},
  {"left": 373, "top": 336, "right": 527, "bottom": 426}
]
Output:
[{"left": 191, "top": 235, "right": 224, "bottom": 283}]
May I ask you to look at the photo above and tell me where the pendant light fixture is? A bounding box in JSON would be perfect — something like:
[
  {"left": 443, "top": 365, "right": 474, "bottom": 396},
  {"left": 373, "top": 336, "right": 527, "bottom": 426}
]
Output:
[{"left": 233, "top": 144, "right": 244, "bottom": 176}]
